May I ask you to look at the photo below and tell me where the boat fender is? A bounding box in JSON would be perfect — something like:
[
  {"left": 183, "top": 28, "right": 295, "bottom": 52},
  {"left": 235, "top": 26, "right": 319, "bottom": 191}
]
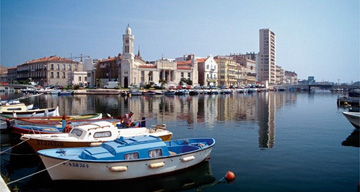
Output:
[
  {"left": 90, "top": 142, "right": 102, "bottom": 147},
  {"left": 148, "top": 162, "right": 165, "bottom": 169},
  {"left": 109, "top": 166, "right": 127, "bottom": 172},
  {"left": 181, "top": 156, "right": 195, "bottom": 162}
]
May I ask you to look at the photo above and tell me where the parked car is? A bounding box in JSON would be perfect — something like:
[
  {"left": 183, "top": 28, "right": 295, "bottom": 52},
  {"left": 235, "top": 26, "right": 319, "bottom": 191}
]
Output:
[{"left": 104, "top": 81, "right": 119, "bottom": 89}]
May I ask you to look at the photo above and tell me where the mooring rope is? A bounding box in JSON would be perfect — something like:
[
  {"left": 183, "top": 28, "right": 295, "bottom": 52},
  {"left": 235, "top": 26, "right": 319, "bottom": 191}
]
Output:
[
  {"left": 7, "top": 154, "right": 78, "bottom": 185},
  {"left": 0, "top": 138, "right": 29, "bottom": 155}
]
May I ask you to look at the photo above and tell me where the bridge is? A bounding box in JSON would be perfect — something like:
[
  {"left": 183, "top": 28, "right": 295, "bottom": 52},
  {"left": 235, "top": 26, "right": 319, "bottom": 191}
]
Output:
[{"left": 272, "top": 84, "right": 360, "bottom": 92}]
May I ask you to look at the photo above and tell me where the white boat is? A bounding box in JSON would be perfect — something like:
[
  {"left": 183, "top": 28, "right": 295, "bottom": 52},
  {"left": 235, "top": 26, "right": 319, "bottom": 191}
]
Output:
[
  {"left": 0, "top": 103, "right": 59, "bottom": 117},
  {"left": 342, "top": 112, "right": 360, "bottom": 129},
  {"left": 21, "top": 121, "right": 173, "bottom": 151},
  {"left": 37, "top": 88, "right": 55, "bottom": 94},
  {"left": 38, "top": 135, "right": 215, "bottom": 181}
]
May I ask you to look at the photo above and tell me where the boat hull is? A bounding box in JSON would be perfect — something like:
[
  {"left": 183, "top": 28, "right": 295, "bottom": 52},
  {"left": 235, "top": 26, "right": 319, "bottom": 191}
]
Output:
[
  {"left": 11, "top": 125, "right": 62, "bottom": 135},
  {"left": 343, "top": 112, "right": 360, "bottom": 129},
  {"left": 26, "top": 139, "right": 94, "bottom": 151},
  {"left": 1, "top": 107, "right": 58, "bottom": 118},
  {"left": 39, "top": 147, "right": 212, "bottom": 180},
  {"left": 24, "top": 132, "right": 171, "bottom": 151}
]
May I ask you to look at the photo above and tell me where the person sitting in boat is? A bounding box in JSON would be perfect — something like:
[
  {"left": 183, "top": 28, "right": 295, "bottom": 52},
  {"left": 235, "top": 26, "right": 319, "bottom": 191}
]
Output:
[{"left": 122, "top": 111, "right": 134, "bottom": 128}]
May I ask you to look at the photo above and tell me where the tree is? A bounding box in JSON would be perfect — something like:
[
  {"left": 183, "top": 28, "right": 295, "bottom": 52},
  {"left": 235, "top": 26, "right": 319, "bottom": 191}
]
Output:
[
  {"left": 179, "top": 78, "right": 192, "bottom": 85},
  {"left": 159, "top": 79, "right": 167, "bottom": 89},
  {"left": 96, "top": 79, "right": 102, "bottom": 88}
]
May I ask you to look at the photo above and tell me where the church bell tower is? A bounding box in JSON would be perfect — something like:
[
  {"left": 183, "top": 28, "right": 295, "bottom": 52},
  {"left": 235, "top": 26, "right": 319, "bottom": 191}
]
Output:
[{"left": 121, "top": 24, "right": 135, "bottom": 88}]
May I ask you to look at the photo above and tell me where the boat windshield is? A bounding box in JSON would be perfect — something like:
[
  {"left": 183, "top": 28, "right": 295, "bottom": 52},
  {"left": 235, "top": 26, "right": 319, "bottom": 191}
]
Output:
[
  {"left": 93, "top": 131, "right": 112, "bottom": 138},
  {"left": 70, "top": 128, "right": 83, "bottom": 137}
]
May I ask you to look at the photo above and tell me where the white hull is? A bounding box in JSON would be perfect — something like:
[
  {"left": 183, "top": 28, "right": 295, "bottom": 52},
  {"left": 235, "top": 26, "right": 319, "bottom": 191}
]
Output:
[
  {"left": 343, "top": 112, "right": 360, "bottom": 129},
  {"left": 39, "top": 148, "right": 212, "bottom": 180}
]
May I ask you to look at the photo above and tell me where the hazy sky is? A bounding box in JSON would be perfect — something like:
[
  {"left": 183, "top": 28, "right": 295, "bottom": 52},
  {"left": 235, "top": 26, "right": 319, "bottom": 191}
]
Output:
[{"left": 1, "top": 0, "right": 359, "bottom": 83}]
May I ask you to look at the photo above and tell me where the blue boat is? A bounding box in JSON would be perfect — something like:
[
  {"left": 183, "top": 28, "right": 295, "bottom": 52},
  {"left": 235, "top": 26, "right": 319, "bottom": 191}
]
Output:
[
  {"left": 58, "top": 90, "right": 73, "bottom": 96},
  {"left": 38, "top": 135, "right": 215, "bottom": 181}
]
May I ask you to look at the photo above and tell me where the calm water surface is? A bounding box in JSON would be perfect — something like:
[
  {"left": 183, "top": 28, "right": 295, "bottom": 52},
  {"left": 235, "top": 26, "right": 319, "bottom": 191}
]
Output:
[{"left": 0, "top": 91, "right": 359, "bottom": 192}]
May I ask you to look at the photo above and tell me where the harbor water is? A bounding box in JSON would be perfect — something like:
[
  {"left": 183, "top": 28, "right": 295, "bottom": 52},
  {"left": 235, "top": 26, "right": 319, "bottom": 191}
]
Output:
[{"left": 0, "top": 91, "right": 359, "bottom": 192}]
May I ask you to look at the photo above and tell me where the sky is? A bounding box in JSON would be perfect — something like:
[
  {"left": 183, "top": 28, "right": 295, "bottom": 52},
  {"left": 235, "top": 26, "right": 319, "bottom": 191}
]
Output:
[{"left": 1, "top": 0, "right": 359, "bottom": 83}]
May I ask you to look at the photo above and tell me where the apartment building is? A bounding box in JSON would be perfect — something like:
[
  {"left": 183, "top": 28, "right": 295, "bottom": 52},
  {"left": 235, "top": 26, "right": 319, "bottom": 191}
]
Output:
[
  {"left": 284, "top": 71, "right": 298, "bottom": 85},
  {"left": 214, "top": 56, "right": 237, "bottom": 87},
  {"left": 197, "top": 55, "right": 218, "bottom": 86},
  {"left": 258, "top": 29, "right": 276, "bottom": 85},
  {"left": 16, "top": 56, "right": 82, "bottom": 86},
  {"left": 276, "top": 65, "right": 285, "bottom": 85}
]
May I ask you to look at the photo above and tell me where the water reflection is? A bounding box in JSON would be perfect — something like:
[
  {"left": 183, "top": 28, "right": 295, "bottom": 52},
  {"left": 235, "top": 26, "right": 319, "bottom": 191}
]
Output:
[
  {"left": 12, "top": 92, "right": 299, "bottom": 149},
  {"left": 24, "top": 161, "right": 215, "bottom": 192},
  {"left": 342, "top": 130, "right": 360, "bottom": 147}
]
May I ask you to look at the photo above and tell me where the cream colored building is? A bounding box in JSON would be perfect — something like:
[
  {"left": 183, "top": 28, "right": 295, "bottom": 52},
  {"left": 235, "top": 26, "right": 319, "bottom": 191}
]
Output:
[
  {"left": 214, "top": 56, "right": 237, "bottom": 87},
  {"left": 16, "top": 56, "right": 82, "bottom": 86},
  {"left": 258, "top": 29, "right": 276, "bottom": 85},
  {"left": 276, "top": 65, "right": 285, "bottom": 85},
  {"left": 119, "top": 25, "right": 198, "bottom": 88},
  {"left": 197, "top": 55, "right": 218, "bottom": 86},
  {"left": 284, "top": 71, "right": 298, "bottom": 85}
]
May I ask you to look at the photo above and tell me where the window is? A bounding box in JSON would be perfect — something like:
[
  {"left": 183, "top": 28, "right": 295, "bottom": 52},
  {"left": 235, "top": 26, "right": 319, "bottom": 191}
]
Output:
[
  {"left": 181, "top": 72, "right": 184, "bottom": 78},
  {"left": 93, "top": 131, "right": 112, "bottom": 138},
  {"left": 188, "top": 73, "right": 191, "bottom": 78},
  {"left": 149, "top": 149, "right": 162, "bottom": 158},
  {"left": 70, "top": 129, "right": 83, "bottom": 137},
  {"left": 206, "top": 65, "right": 209, "bottom": 69},
  {"left": 85, "top": 77, "right": 87, "bottom": 81},
  {"left": 62, "top": 64, "right": 65, "bottom": 70},
  {"left": 68, "top": 65, "right": 72, "bottom": 71},
  {"left": 79, "top": 76, "right": 81, "bottom": 81},
  {"left": 62, "top": 72, "right": 66, "bottom": 78},
  {"left": 207, "top": 74, "right": 209, "bottom": 78},
  {"left": 124, "top": 152, "right": 139, "bottom": 160},
  {"left": 125, "top": 46, "right": 129, "bottom": 53},
  {"left": 50, "top": 72, "right": 54, "bottom": 78},
  {"left": 56, "top": 72, "right": 60, "bottom": 78},
  {"left": 51, "top": 64, "right": 54, "bottom": 70},
  {"left": 56, "top": 64, "right": 60, "bottom": 70}
]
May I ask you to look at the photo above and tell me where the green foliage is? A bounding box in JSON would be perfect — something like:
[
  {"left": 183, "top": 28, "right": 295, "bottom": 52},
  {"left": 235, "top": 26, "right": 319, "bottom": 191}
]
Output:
[{"left": 179, "top": 78, "right": 193, "bottom": 85}]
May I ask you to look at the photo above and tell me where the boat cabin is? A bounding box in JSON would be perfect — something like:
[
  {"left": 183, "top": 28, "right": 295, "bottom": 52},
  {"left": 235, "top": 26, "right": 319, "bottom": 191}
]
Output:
[
  {"left": 69, "top": 121, "right": 118, "bottom": 141},
  {"left": 0, "top": 103, "right": 29, "bottom": 112},
  {"left": 80, "top": 135, "right": 169, "bottom": 160},
  {"left": 79, "top": 135, "right": 212, "bottom": 161}
]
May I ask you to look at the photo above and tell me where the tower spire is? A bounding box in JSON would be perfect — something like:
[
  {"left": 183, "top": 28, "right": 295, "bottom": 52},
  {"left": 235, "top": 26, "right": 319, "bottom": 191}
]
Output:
[{"left": 138, "top": 45, "right": 141, "bottom": 58}]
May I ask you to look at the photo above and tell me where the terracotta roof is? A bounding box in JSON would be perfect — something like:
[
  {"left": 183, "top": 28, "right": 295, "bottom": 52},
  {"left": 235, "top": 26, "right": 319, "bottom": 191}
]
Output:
[
  {"left": 100, "top": 57, "right": 116, "bottom": 63},
  {"left": 177, "top": 60, "right": 192, "bottom": 65},
  {"left": 26, "top": 56, "right": 77, "bottom": 64},
  {"left": 177, "top": 66, "right": 191, "bottom": 70},
  {"left": 139, "top": 65, "right": 157, "bottom": 68},
  {"left": 196, "top": 58, "right": 206, "bottom": 63}
]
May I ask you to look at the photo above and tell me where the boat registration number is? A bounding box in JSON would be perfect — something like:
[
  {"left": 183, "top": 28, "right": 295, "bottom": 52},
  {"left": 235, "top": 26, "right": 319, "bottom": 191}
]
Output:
[
  {"left": 37, "top": 140, "right": 64, "bottom": 147},
  {"left": 63, "top": 162, "right": 89, "bottom": 168}
]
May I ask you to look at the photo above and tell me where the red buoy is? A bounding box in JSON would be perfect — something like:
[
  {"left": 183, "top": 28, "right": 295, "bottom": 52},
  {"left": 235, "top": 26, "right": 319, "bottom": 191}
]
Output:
[{"left": 225, "top": 171, "right": 235, "bottom": 182}]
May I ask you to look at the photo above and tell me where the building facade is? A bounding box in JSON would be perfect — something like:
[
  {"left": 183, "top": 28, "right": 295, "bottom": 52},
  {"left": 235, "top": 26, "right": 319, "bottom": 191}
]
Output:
[
  {"left": 276, "top": 65, "right": 285, "bottom": 85},
  {"left": 231, "top": 54, "right": 257, "bottom": 85},
  {"left": 16, "top": 56, "right": 82, "bottom": 86},
  {"left": 214, "top": 56, "right": 237, "bottom": 87},
  {"left": 197, "top": 55, "right": 218, "bottom": 86},
  {"left": 284, "top": 71, "right": 298, "bottom": 85},
  {"left": 258, "top": 29, "right": 276, "bottom": 85},
  {"left": 119, "top": 25, "right": 198, "bottom": 88}
]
